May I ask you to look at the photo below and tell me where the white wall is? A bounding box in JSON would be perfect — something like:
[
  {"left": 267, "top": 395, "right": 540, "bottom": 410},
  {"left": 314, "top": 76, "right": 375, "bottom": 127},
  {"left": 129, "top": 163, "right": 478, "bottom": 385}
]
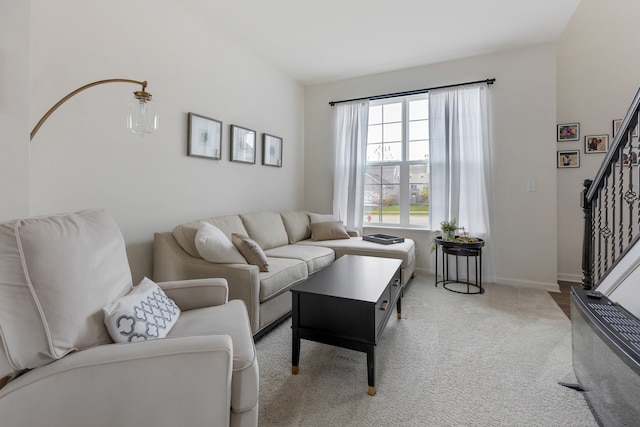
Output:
[
  {"left": 27, "top": 0, "right": 304, "bottom": 282},
  {"left": 556, "top": 0, "right": 640, "bottom": 281},
  {"left": 15, "top": 0, "right": 634, "bottom": 291},
  {"left": 305, "top": 44, "right": 559, "bottom": 290},
  {"left": 0, "top": 2, "right": 30, "bottom": 222}
]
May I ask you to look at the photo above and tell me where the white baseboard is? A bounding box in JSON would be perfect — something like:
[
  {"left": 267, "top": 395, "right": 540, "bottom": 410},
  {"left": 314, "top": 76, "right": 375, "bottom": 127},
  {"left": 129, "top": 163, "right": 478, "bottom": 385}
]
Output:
[
  {"left": 413, "top": 268, "right": 559, "bottom": 292},
  {"left": 494, "top": 276, "right": 560, "bottom": 293},
  {"left": 557, "top": 272, "right": 582, "bottom": 283}
]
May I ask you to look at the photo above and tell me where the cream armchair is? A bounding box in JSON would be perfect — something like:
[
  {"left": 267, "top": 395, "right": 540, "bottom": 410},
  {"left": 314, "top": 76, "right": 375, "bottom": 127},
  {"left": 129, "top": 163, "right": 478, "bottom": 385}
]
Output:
[{"left": 0, "top": 209, "right": 258, "bottom": 427}]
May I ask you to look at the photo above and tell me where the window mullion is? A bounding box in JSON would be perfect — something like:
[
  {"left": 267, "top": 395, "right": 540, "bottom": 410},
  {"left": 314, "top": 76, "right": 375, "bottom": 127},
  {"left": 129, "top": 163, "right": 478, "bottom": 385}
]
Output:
[{"left": 399, "top": 99, "right": 410, "bottom": 226}]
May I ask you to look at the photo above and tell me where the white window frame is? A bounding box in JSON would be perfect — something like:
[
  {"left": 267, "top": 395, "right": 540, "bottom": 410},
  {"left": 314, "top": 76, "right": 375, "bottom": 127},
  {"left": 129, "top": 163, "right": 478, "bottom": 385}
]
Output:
[{"left": 364, "top": 94, "right": 429, "bottom": 228}]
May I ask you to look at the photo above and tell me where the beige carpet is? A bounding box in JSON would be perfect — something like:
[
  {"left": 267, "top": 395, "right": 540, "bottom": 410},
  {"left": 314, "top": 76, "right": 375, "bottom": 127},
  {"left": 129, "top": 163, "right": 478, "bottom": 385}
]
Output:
[{"left": 255, "top": 275, "right": 597, "bottom": 426}]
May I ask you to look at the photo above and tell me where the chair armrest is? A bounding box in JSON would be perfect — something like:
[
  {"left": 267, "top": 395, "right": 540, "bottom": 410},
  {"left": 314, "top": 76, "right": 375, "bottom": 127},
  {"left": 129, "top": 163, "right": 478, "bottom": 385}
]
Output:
[
  {"left": 154, "top": 232, "right": 261, "bottom": 333},
  {"left": 0, "top": 336, "right": 233, "bottom": 427},
  {"left": 158, "top": 278, "right": 229, "bottom": 310}
]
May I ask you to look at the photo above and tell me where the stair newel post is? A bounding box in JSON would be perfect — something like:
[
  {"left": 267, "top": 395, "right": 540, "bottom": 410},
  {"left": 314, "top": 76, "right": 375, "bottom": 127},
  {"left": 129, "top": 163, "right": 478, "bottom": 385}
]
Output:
[{"left": 581, "top": 179, "right": 594, "bottom": 290}]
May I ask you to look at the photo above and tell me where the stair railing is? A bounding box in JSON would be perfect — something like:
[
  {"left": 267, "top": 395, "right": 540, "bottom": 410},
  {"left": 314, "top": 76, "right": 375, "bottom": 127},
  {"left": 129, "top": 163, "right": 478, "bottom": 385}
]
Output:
[{"left": 582, "top": 87, "right": 640, "bottom": 289}]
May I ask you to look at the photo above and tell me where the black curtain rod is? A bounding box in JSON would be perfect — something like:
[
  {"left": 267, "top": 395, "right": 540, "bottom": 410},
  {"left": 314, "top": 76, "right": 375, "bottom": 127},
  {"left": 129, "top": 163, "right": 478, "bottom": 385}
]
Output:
[{"left": 328, "top": 78, "right": 496, "bottom": 106}]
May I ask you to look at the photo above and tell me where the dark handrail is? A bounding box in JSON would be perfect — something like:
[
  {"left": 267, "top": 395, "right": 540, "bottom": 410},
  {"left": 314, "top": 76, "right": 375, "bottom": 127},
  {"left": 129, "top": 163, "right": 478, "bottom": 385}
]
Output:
[
  {"left": 582, "top": 85, "right": 640, "bottom": 289},
  {"left": 587, "top": 87, "right": 640, "bottom": 200}
]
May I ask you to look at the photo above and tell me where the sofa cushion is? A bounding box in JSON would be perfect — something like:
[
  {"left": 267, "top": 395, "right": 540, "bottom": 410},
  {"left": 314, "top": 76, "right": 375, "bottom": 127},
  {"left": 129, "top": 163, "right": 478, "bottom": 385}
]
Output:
[
  {"left": 0, "top": 209, "right": 132, "bottom": 374},
  {"left": 280, "top": 211, "right": 311, "bottom": 243},
  {"left": 173, "top": 215, "right": 248, "bottom": 258},
  {"left": 168, "top": 299, "right": 258, "bottom": 414},
  {"left": 296, "top": 236, "right": 415, "bottom": 271},
  {"left": 232, "top": 233, "right": 269, "bottom": 272},
  {"left": 257, "top": 257, "right": 308, "bottom": 302},
  {"left": 195, "top": 222, "right": 247, "bottom": 264},
  {"left": 103, "top": 277, "right": 181, "bottom": 343},
  {"left": 240, "top": 212, "right": 289, "bottom": 250},
  {"left": 310, "top": 221, "right": 350, "bottom": 241},
  {"left": 265, "top": 244, "right": 335, "bottom": 275}
]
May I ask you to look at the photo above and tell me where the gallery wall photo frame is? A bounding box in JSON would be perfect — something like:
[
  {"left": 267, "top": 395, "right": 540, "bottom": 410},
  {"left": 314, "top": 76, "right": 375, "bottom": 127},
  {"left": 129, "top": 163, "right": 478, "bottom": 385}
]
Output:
[
  {"left": 230, "top": 124, "right": 256, "bottom": 164},
  {"left": 187, "top": 113, "right": 222, "bottom": 160},
  {"left": 558, "top": 150, "right": 580, "bottom": 168},
  {"left": 584, "top": 134, "right": 609, "bottom": 154},
  {"left": 262, "top": 133, "right": 283, "bottom": 167},
  {"left": 613, "top": 119, "right": 638, "bottom": 138},
  {"left": 557, "top": 123, "right": 580, "bottom": 141},
  {"left": 616, "top": 149, "right": 638, "bottom": 167}
]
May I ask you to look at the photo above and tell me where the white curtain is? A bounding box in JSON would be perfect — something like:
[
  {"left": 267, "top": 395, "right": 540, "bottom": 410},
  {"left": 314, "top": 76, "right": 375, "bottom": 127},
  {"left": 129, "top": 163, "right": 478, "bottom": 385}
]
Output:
[
  {"left": 429, "top": 83, "right": 496, "bottom": 282},
  {"left": 332, "top": 100, "right": 369, "bottom": 232}
]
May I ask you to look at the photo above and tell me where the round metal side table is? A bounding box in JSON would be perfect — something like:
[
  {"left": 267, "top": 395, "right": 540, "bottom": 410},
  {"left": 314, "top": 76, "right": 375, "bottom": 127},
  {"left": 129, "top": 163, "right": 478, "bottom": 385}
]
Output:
[{"left": 434, "top": 236, "right": 485, "bottom": 294}]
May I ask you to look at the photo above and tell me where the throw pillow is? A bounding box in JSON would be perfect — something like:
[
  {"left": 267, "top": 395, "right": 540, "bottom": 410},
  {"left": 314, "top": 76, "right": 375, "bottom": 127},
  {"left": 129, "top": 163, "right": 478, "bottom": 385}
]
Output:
[
  {"left": 195, "top": 221, "right": 247, "bottom": 264},
  {"left": 310, "top": 221, "right": 351, "bottom": 241},
  {"left": 231, "top": 233, "right": 269, "bottom": 272},
  {"left": 103, "top": 277, "right": 181, "bottom": 343},
  {"left": 308, "top": 212, "right": 337, "bottom": 223}
]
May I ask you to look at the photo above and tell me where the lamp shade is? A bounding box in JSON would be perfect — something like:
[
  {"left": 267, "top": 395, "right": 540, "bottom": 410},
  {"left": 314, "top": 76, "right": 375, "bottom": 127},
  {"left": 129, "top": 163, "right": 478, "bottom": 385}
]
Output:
[
  {"left": 126, "top": 96, "right": 159, "bottom": 134},
  {"left": 31, "top": 79, "right": 158, "bottom": 141}
]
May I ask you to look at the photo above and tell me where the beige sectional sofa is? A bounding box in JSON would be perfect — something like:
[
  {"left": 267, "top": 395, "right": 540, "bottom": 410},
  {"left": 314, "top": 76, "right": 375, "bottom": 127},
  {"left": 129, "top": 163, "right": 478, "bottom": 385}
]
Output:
[{"left": 153, "top": 211, "right": 415, "bottom": 337}]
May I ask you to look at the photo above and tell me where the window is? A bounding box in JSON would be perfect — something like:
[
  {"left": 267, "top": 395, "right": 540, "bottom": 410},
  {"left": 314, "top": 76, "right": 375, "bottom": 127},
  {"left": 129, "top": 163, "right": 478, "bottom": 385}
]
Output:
[{"left": 364, "top": 95, "right": 429, "bottom": 227}]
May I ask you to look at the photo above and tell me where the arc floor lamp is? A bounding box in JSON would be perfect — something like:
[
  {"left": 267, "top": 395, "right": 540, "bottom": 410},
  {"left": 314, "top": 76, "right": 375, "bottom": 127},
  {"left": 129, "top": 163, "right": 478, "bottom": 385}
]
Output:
[{"left": 30, "top": 78, "right": 158, "bottom": 141}]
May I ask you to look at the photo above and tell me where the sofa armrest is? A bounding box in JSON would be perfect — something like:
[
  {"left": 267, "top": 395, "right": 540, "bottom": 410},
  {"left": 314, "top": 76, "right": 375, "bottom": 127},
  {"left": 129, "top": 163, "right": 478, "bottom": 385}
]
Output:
[
  {"left": 158, "top": 278, "right": 229, "bottom": 310},
  {"left": 347, "top": 230, "right": 360, "bottom": 237},
  {"left": 0, "top": 336, "right": 233, "bottom": 427},
  {"left": 154, "top": 232, "right": 262, "bottom": 334}
]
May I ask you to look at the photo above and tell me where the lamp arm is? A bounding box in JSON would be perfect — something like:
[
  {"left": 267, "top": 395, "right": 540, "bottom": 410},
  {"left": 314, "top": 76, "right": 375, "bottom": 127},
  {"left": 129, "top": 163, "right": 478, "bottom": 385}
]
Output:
[{"left": 30, "top": 78, "right": 148, "bottom": 141}]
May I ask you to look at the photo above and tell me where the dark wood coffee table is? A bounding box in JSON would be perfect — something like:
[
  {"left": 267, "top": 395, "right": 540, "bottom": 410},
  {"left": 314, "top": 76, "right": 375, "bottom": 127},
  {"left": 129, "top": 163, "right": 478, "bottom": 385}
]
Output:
[{"left": 290, "top": 254, "right": 403, "bottom": 396}]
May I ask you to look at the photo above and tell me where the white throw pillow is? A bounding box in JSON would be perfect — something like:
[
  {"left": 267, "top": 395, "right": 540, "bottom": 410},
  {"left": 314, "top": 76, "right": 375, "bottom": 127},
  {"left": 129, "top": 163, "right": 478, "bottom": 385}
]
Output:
[
  {"left": 103, "top": 277, "right": 181, "bottom": 343},
  {"left": 195, "top": 221, "right": 247, "bottom": 264}
]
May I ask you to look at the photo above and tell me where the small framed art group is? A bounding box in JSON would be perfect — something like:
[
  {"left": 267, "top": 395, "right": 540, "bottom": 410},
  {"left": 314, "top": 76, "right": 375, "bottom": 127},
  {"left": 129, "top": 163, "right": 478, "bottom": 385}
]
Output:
[
  {"left": 187, "top": 112, "right": 283, "bottom": 167},
  {"left": 556, "top": 121, "right": 617, "bottom": 169},
  {"left": 557, "top": 122, "right": 582, "bottom": 169}
]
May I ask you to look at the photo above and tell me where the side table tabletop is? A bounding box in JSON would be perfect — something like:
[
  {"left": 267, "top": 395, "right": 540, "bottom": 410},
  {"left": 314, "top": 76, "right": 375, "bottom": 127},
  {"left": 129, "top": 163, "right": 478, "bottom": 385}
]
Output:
[{"left": 434, "top": 236, "right": 485, "bottom": 294}]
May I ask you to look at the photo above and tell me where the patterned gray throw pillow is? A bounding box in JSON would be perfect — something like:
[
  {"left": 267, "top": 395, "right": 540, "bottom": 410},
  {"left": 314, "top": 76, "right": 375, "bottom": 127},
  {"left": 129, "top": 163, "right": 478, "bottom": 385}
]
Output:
[{"left": 103, "top": 277, "right": 181, "bottom": 343}]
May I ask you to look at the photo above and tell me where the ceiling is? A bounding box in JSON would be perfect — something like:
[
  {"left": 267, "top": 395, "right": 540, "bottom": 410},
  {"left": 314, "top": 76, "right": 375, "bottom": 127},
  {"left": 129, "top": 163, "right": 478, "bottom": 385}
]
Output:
[{"left": 175, "top": 0, "right": 582, "bottom": 85}]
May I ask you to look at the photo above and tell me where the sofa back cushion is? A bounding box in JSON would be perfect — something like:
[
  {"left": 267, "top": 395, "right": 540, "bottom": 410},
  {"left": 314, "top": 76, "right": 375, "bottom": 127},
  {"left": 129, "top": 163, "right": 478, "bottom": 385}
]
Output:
[
  {"left": 172, "top": 215, "right": 248, "bottom": 258},
  {"left": 240, "top": 212, "right": 289, "bottom": 250},
  {"left": 309, "top": 212, "right": 337, "bottom": 223},
  {"left": 280, "top": 211, "right": 311, "bottom": 243},
  {"left": 0, "top": 209, "right": 132, "bottom": 378}
]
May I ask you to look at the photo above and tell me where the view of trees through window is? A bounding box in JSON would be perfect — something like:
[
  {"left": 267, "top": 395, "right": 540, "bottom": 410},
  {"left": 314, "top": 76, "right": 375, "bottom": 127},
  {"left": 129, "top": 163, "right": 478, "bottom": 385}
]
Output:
[{"left": 364, "top": 95, "right": 429, "bottom": 226}]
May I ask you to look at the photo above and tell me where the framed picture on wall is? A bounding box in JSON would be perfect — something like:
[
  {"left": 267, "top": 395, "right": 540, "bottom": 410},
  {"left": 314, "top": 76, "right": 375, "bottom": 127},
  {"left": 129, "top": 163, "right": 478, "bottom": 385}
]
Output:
[
  {"left": 584, "top": 134, "right": 609, "bottom": 153},
  {"left": 187, "top": 113, "right": 222, "bottom": 160},
  {"left": 230, "top": 124, "right": 256, "bottom": 164},
  {"left": 616, "top": 149, "right": 639, "bottom": 167},
  {"left": 613, "top": 119, "right": 638, "bottom": 137},
  {"left": 262, "top": 134, "right": 283, "bottom": 167},
  {"left": 558, "top": 150, "right": 580, "bottom": 168},
  {"left": 557, "top": 123, "right": 580, "bottom": 141}
]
